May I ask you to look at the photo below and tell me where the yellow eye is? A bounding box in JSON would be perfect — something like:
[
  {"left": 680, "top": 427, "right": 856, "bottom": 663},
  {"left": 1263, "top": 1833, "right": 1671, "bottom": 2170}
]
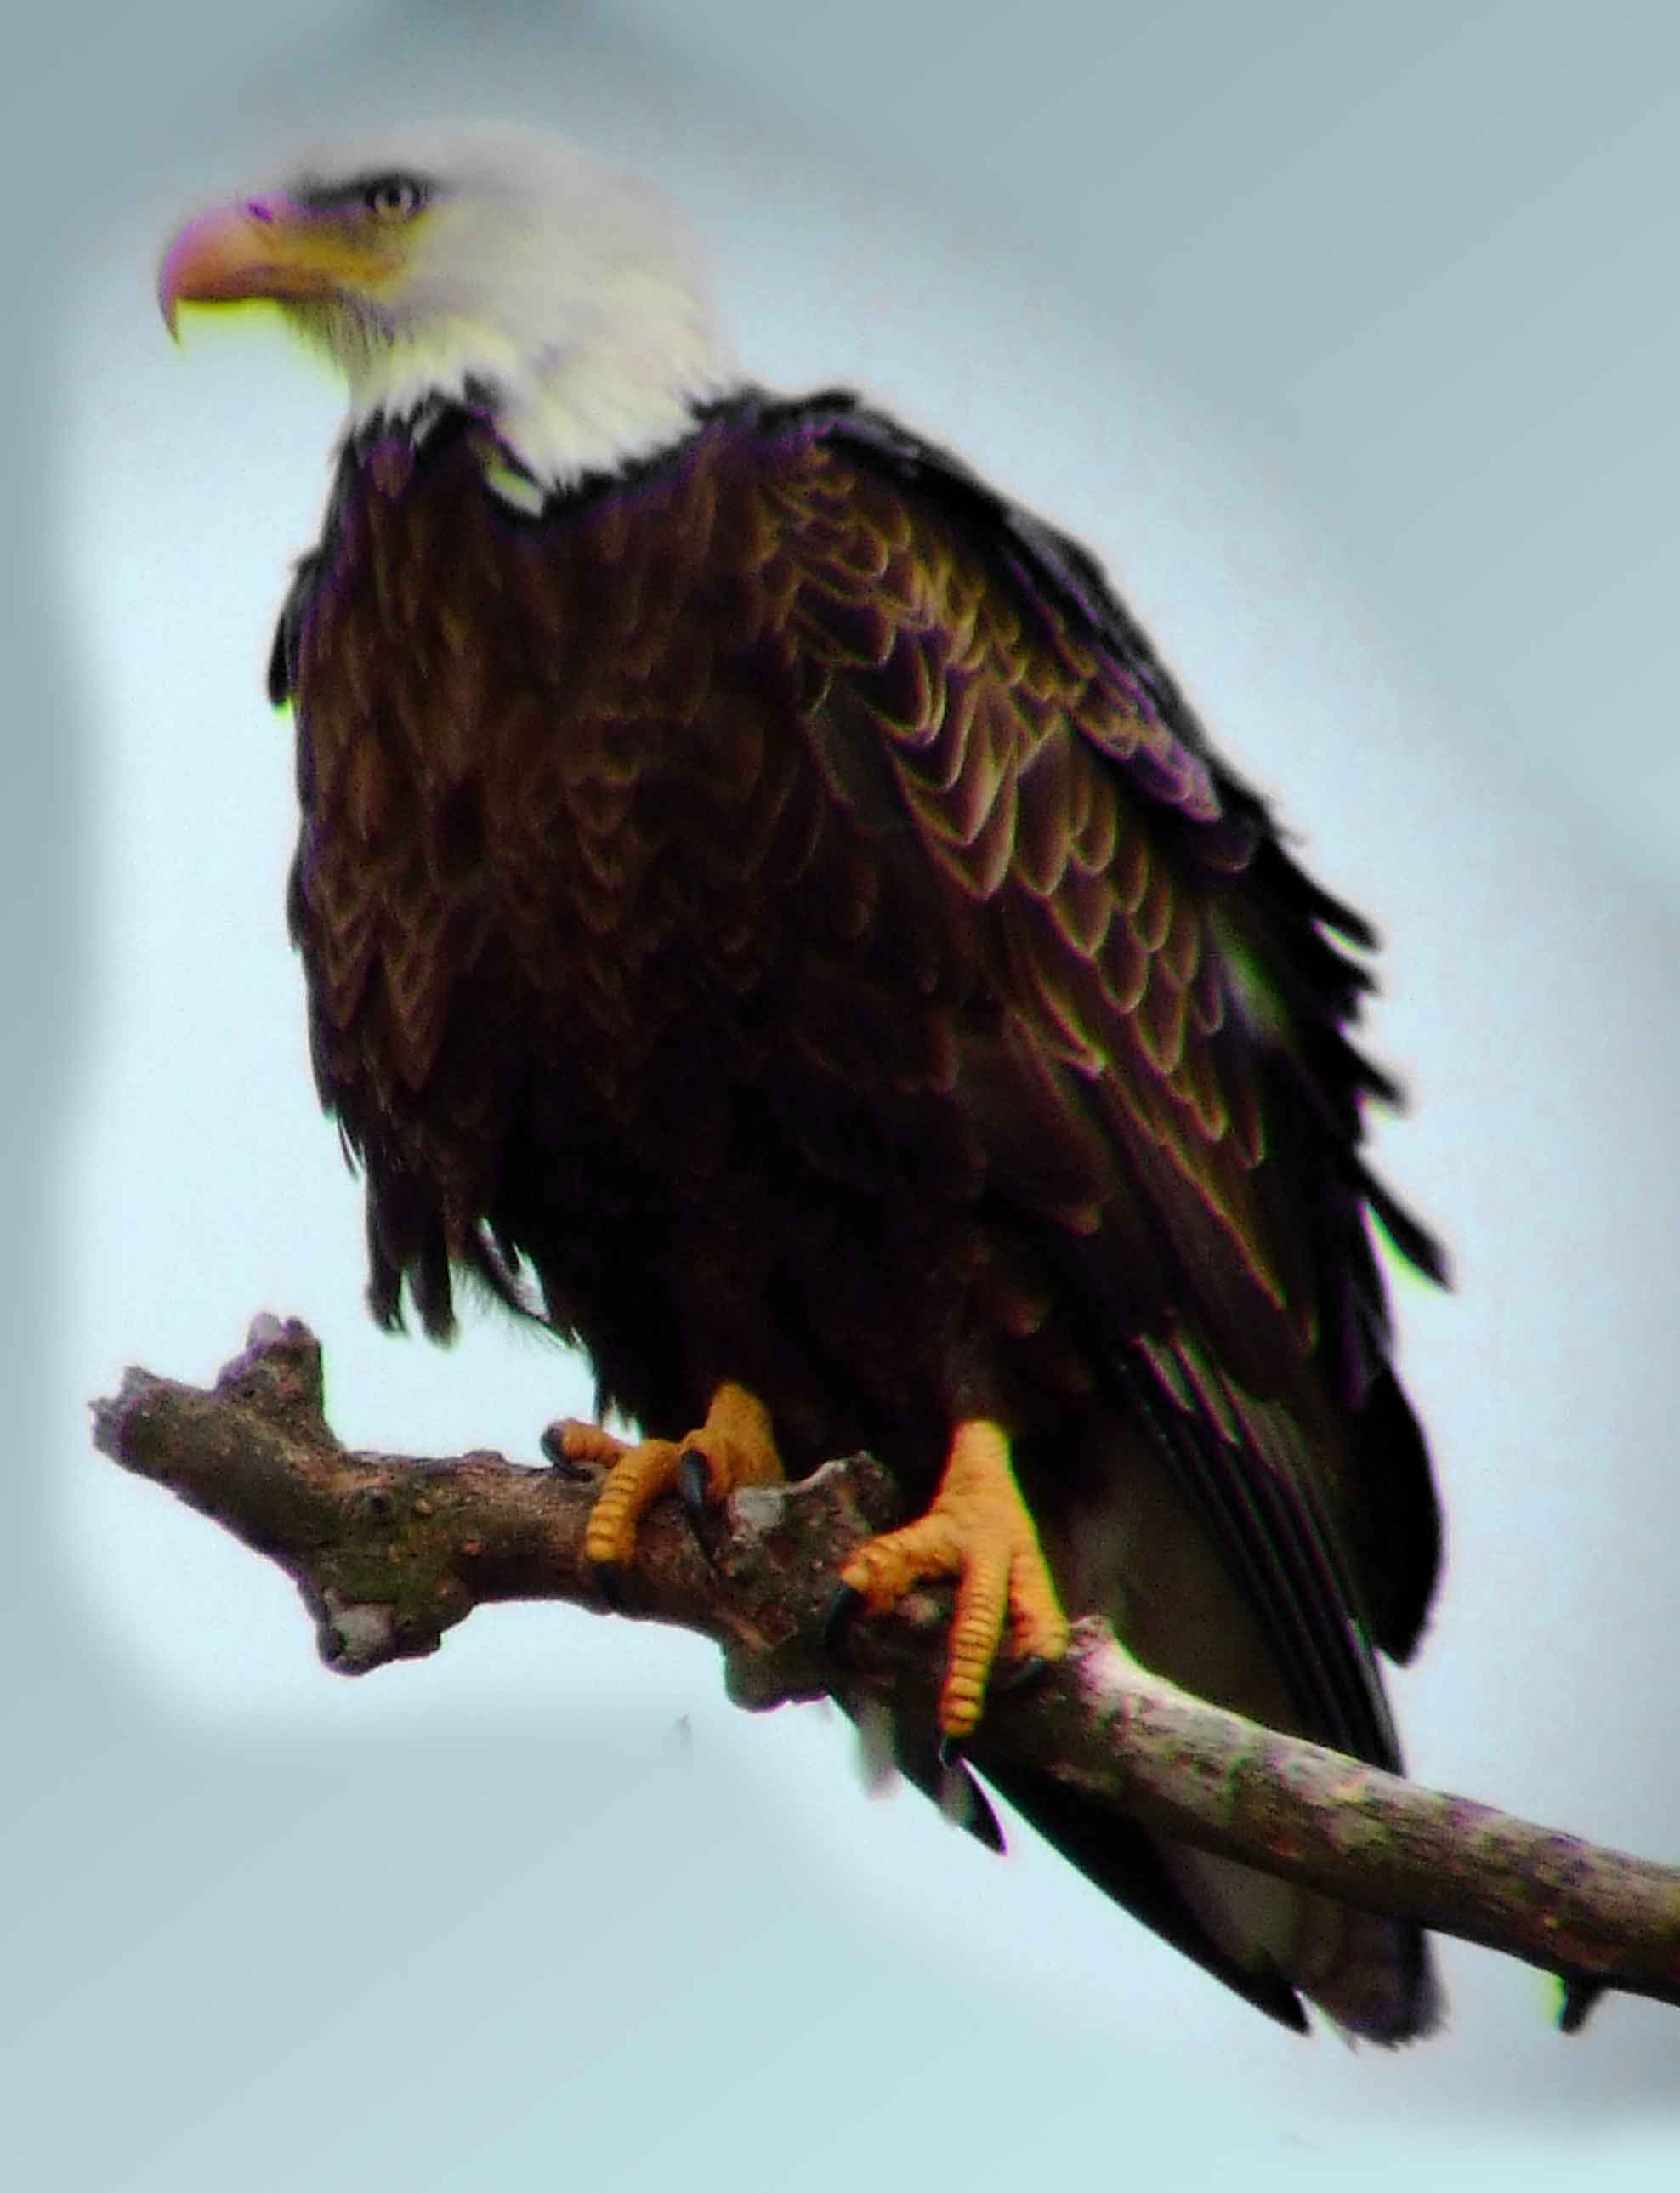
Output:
[{"left": 366, "top": 176, "right": 423, "bottom": 223}]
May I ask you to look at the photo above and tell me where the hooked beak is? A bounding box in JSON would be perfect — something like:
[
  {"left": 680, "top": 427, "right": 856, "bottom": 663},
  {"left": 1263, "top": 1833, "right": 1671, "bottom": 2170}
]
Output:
[{"left": 158, "top": 196, "right": 400, "bottom": 335}]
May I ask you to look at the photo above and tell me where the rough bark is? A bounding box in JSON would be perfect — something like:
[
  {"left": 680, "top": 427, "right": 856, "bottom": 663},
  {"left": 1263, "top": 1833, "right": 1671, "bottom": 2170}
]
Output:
[{"left": 90, "top": 1314, "right": 1680, "bottom": 2025}]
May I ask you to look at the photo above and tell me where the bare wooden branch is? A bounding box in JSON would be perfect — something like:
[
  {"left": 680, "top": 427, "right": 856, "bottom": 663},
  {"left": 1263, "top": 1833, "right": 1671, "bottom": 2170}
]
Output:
[{"left": 91, "top": 1314, "right": 1680, "bottom": 2023}]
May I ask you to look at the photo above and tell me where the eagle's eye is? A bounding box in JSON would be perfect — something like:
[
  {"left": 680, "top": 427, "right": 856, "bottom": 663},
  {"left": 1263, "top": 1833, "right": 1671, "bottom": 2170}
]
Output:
[{"left": 365, "top": 175, "right": 425, "bottom": 223}]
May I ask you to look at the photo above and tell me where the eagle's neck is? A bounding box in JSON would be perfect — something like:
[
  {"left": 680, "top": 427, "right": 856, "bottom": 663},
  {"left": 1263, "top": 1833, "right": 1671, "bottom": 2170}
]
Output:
[
  {"left": 329, "top": 289, "right": 732, "bottom": 491},
  {"left": 489, "top": 351, "right": 718, "bottom": 488}
]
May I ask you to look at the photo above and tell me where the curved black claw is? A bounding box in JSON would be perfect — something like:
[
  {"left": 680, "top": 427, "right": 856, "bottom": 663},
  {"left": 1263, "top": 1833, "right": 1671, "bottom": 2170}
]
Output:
[
  {"left": 678, "top": 1448, "right": 712, "bottom": 1530},
  {"left": 996, "top": 1653, "right": 1053, "bottom": 1698},
  {"left": 587, "top": 1559, "right": 627, "bottom": 1612},
  {"left": 1559, "top": 1974, "right": 1606, "bottom": 2036},
  {"left": 678, "top": 1448, "right": 721, "bottom": 1571},
  {"left": 937, "top": 1732, "right": 967, "bottom": 1772},
  {"left": 822, "top": 1582, "right": 867, "bottom": 1669},
  {"left": 541, "top": 1423, "right": 596, "bottom": 1481}
]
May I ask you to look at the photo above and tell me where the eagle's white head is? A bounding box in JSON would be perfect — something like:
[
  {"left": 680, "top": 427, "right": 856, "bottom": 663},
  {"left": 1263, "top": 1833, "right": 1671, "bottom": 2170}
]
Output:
[{"left": 159, "top": 121, "right": 733, "bottom": 487}]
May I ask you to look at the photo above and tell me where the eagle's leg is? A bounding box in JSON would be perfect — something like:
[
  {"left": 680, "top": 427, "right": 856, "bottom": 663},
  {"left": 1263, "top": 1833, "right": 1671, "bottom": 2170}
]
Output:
[
  {"left": 552, "top": 1383, "right": 784, "bottom": 1591},
  {"left": 834, "top": 1421, "right": 1070, "bottom": 1739}
]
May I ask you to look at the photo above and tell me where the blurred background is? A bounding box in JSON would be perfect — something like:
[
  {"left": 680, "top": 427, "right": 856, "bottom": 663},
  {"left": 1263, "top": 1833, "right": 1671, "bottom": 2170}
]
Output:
[{"left": 9, "top": 2, "right": 1679, "bottom": 2184}]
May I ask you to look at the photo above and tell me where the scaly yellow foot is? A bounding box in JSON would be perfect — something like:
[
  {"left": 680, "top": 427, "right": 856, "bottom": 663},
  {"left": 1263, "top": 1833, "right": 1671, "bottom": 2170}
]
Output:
[
  {"left": 550, "top": 1383, "right": 785, "bottom": 1594},
  {"left": 836, "top": 1420, "right": 1070, "bottom": 1738}
]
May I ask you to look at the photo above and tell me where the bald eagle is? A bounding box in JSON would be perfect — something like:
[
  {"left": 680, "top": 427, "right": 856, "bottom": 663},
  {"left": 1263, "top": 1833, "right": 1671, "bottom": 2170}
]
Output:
[{"left": 161, "top": 122, "right": 1445, "bottom": 2040}]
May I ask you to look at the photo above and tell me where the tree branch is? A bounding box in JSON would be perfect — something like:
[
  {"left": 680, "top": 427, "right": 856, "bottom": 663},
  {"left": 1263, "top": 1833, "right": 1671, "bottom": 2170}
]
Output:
[{"left": 91, "top": 1315, "right": 1680, "bottom": 2024}]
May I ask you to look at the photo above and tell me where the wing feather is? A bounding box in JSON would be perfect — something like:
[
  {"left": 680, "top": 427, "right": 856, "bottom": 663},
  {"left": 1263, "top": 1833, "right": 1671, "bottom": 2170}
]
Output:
[{"left": 756, "top": 399, "right": 1443, "bottom": 1751}]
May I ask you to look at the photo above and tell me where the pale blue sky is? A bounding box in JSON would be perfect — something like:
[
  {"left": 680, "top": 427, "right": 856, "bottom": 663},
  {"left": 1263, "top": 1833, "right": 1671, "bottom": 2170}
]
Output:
[{"left": 13, "top": 3, "right": 1680, "bottom": 2184}]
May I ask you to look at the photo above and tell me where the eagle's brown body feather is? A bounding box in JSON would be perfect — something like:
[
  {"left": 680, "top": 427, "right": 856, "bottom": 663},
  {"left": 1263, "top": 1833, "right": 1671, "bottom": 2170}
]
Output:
[{"left": 275, "top": 390, "right": 1443, "bottom": 2036}]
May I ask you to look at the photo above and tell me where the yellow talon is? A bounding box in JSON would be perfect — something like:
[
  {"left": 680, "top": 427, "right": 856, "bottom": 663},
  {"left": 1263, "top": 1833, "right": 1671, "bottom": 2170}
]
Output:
[
  {"left": 838, "top": 1419, "right": 1070, "bottom": 1737},
  {"left": 553, "top": 1383, "right": 785, "bottom": 1576},
  {"left": 559, "top": 1397, "right": 1065, "bottom": 1738}
]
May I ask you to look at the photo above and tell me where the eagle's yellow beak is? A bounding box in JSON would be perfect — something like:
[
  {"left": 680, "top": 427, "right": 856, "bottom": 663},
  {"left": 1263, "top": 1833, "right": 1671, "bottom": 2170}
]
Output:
[{"left": 158, "top": 196, "right": 402, "bottom": 335}]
